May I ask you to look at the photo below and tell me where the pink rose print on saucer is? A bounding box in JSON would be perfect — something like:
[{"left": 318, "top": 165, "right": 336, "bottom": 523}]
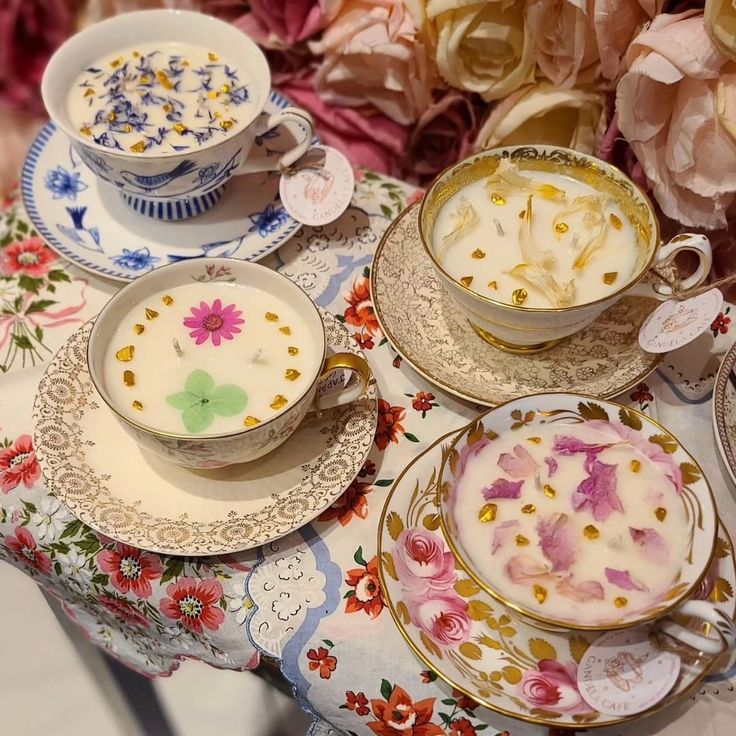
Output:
[
  {"left": 183, "top": 299, "right": 244, "bottom": 346},
  {"left": 411, "top": 594, "right": 471, "bottom": 647},
  {"left": 394, "top": 527, "right": 456, "bottom": 597},
  {"left": 519, "top": 659, "right": 590, "bottom": 715}
]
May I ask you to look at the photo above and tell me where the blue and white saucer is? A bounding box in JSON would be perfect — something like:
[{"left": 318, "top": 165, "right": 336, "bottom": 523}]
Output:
[{"left": 21, "top": 91, "right": 310, "bottom": 282}]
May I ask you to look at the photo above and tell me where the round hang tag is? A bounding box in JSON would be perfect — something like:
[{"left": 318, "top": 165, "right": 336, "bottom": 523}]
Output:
[
  {"left": 638, "top": 288, "right": 723, "bottom": 353},
  {"left": 279, "top": 145, "right": 354, "bottom": 227},
  {"left": 576, "top": 629, "right": 681, "bottom": 717}
]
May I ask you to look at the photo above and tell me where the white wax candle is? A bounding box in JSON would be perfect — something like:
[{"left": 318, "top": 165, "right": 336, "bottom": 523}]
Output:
[
  {"left": 451, "top": 423, "right": 688, "bottom": 624},
  {"left": 432, "top": 168, "right": 640, "bottom": 308},
  {"left": 102, "top": 282, "right": 317, "bottom": 434},
  {"left": 68, "top": 43, "right": 252, "bottom": 155}
]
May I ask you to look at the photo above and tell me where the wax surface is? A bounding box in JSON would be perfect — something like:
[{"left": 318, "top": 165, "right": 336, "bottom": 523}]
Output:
[
  {"left": 432, "top": 169, "right": 640, "bottom": 308},
  {"left": 451, "top": 422, "right": 688, "bottom": 623},
  {"left": 102, "top": 283, "right": 317, "bottom": 434},
  {"left": 68, "top": 43, "right": 252, "bottom": 155}
]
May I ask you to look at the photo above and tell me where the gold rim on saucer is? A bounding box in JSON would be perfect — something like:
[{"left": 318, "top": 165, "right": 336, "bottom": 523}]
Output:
[
  {"left": 377, "top": 430, "right": 736, "bottom": 729},
  {"left": 371, "top": 203, "right": 661, "bottom": 406},
  {"left": 713, "top": 341, "right": 736, "bottom": 488},
  {"left": 32, "top": 310, "right": 377, "bottom": 556}
]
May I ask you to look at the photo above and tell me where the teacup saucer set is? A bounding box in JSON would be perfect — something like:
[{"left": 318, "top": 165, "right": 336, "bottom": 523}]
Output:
[{"left": 26, "top": 8, "right": 736, "bottom": 730}]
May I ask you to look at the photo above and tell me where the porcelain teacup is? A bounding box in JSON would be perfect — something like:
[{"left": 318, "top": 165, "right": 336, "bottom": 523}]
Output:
[{"left": 42, "top": 9, "right": 314, "bottom": 222}]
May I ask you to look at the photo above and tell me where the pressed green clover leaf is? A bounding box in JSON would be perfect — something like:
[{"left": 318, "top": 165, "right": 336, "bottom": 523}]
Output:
[{"left": 166, "top": 369, "right": 247, "bottom": 433}]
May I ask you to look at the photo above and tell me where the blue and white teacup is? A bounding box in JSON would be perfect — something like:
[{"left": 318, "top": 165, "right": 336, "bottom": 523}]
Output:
[{"left": 41, "top": 9, "right": 314, "bottom": 221}]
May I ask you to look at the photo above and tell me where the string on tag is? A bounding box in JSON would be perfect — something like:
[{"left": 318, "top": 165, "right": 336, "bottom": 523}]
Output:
[
  {"left": 279, "top": 147, "right": 328, "bottom": 178},
  {"left": 649, "top": 264, "right": 736, "bottom": 300}
]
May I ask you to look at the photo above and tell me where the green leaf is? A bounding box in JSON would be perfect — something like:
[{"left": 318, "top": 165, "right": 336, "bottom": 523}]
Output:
[
  {"left": 475, "top": 725, "right": 489, "bottom": 731},
  {"left": 374, "top": 479, "right": 394, "bottom": 487},
  {"left": 166, "top": 391, "right": 198, "bottom": 410},
  {"left": 182, "top": 403, "right": 214, "bottom": 433},
  {"left": 353, "top": 546, "right": 367, "bottom": 566},
  {"left": 25, "top": 299, "right": 57, "bottom": 315},
  {"left": 92, "top": 573, "right": 109, "bottom": 587},
  {"left": 75, "top": 537, "right": 100, "bottom": 554},
  {"left": 46, "top": 284, "right": 56, "bottom": 294},
  {"left": 185, "top": 369, "right": 215, "bottom": 397},
  {"left": 209, "top": 384, "right": 248, "bottom": 416},
  {"left": 334, "top": 314, "right": 345, "bottom": 323},
  {"left": 363, "top": 171, "right": 379, "bottom": 181},
  {"left": 441, "top": 698, "right": 456, "bottom": 706},
  {"left": 578, "top": 401, "right": 609, "bottom": 422},
  {"left": 16, "top": 220, "right": 29, "bottom": 234},
  {"left": 12, "top": 335, "right": 33, "bottom": 350},
  {"left": 380, "top": 204, "right": 392, "bottom": 218},
  {"left": 322, "top": 639, "right": 335, "bottom": 648},
  {"left": 405, "top": 433, "right": 419, "bottom": 443},
  {"left": 161, "top": 559, "right": 185, "bottom": 584},
  {"left": 48, "top": 270, "right": 71, "bottom": 283},
  {"left": 362, "top": 266, "right": 370, "bottom": 278},
  {"left": 343, "top": 590, "right": 355, "bottom": 598},
  {"left": 380, "top": 679, "right": 393, "bottom": 701},
  {"left": 618, "top": 407, "right": 642, "bottom": 430},
  {"left": 60, "top": 519, "right": 84, "bottom": 539},
  {"left": 23, "top": 501, "right": 37, "bottom": 515},
  {"left": 439, "top": 712, "right": 452, "bottom": 727},
  {"left": 18, "top": 275, "right": 41, "bottom": 294},
  {"left": 34, "top": 325, "right": 43, "bottom": 341}
]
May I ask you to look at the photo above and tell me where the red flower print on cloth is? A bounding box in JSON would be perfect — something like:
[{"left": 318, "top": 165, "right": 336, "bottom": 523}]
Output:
[
  {"left": 0, "top": 237, "right": 58, "bottom": 277},
  {"left": 0, "top": 434, "right": 41, "bottom": 493},
  {"left": 410, "top": 391, "right": 437, "bottom": 417},
  {"left": 307, "top": 646, "right": 337, "bottom": 679},
  {"left": 97, "top": 544, "right": 163, "bottom": 598},
  {"left": 183, "top": 299, "right": 244, "bottom": 346},
  {"left": 452, "top": 689, "right": 479, "bottom": 711},
  {"left": 345, "top": 554, "right": 384, "bottom": 619},
  {"left": 630, "top": 382, "right": 653, "bottom": 406},
  {"left": 420, "top": 670, "right": 437, "bottom": 683},
  {"left": 318, "top": 479, "right": 372, "bottom": 525},
  {"left": 367, "top": 685, "right": 444, "bottom": 736},
  {"left": 449, "top": 717, "right": 476, "bottom": 736},
  {"left": 344, "top": 277, "right": 379, "bottom": 335},
  {"left": 375, "top": 400, "right": 406, "bottom": 450},
  {"left": 711, "top": 311, "right": 731, "bottom": 335},
  {"left": 353, "top": 331, "right": 375, "bottom": 350},
  {"left": 160, "top": 577, "right": 225, "bottom": 633},
  {"left": 358, "top": 460, "right": 376, "bottom": 478},
  {"left": 99, "top": 594, "right": 150, "bottom": 629},
  {"left": 345, "top": 690, "right": 370, "bottom": 716},
  {"left": 4, "top": 526, "right": 51, "bottom": 574}
]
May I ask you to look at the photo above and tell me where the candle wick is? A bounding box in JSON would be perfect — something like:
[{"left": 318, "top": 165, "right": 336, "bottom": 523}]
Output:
[
  {"left": 173, "top": 338, "right": 183, "bottom": 357},
  {"left": 493, "top": 218, "right": 505, "bottom": 237},
  {"left": 251, "top": 348, "right": 263, "bottom": 363}
]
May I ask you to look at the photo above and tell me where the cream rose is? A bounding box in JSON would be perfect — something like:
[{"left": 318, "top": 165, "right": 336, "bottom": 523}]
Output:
[
  {"left": 310, "top": 0, "right": 435, "bottom": 125},
  {"left": 425, "top": 0, "right": 535, "bottom": 101},
  {"left": 705, "top": 0, "right": 736, "bottom": 61},
  {"left": 617, "top": 11, "right": 736, "bottom": 228},
  {"left": 474, "top": 82, "right": 608, "bottom": 154}
]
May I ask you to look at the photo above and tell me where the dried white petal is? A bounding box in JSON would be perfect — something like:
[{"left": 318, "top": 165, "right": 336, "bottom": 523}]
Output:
[
  {"left": 437, "top": 197, "right": 479, "bottom": 261},
  {"left": 509, "top": 263, "right": 576, "bottom": 307}
]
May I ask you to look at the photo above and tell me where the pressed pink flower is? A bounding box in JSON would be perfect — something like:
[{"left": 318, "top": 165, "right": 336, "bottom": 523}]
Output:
[
  {"left": 4, "top": 526, "right": 51, "bottom": 574},
  {"left": 505, "top": 555, "right": 554, "bottom": 585},
  {"left": 498, "top": 444, "right": 539, "bottom": 479},
  {"left": 629, "top": 527, "right": 669, "bottom": 564},
  {"left": 537, "top": 513, "right": 577, "bottom": 572},
  {"left": 97, "top": 544, "right": 163, "bottom": 598},
  {"left": 394, "top": 527, "right": 456, "bottom": 598},
  {"left": 492, "top": 520, "right": 520, "bottom": 555},
  {"left": 482, "top": 478, "right": 523, "bottom": 500},
  {"left": 605, "top": 567, "right": 648, "bottom": 592},
  {"left": 519, "top": 660, "right": 588, "bottom": 714},
  {"left": 411, "top": 594, "right": 471, "bottom": 647},
  {"left": 556, "top": 577, "right": 605, "bottom": 602},
  {"left": 553, "top": 434, "right": 611, "bottom": 473},
  {"left": 183, "top": 299, "right": 244, "bottom": 347},
  {"left": 160, "top": 577, "right": 225, "bottom": 633},
  {"left": 571, "top": 460, "right": 624, "bottom": 522},
  {"left": 544, "top": 456, "right": 558, "bottom": 477},
  {"left": 0, "top": 434, "right": 40, "bottom": 493}
]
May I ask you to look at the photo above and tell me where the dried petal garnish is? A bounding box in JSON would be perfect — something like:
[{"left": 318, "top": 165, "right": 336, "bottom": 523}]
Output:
[
  {"left": 132, "top": 400, "right": 143, "bottom": 411},
  {"left": 655, "top": 507, "right": 667, "bottom": 522},
  {"left": 534, "top": 585, "right": 547, "bottom": 603},
  {"left": 518, "top": 196, "right": 555, "bottom": 268},
  {"left": 508, "top": 264, "right": 575, "bottom": 308},
  {"left": 572, "top": 460, "right": 624, "bottom": 522},
  {"left": 629, "top": 527, "right": 669, "bottom": 564},
  {"left": 287, "top": 346, "right": 299, "bottom": 356},
  {"left": 544, "top": 458, "right": 558, "bottom": 477},
  {"left": 498, "top": 444, "right": 538, "bottom": 478},
  {"left": 605, "top": 567, "right": 649, "bottom": 592},
  {"left": 145, "top": 308, "right": 159, "bottom": 320},
  {"left": 460, "top": 276, "right": 473, "bottom": 287},
  {"left": 482, "top": 478, "right": 523, "bottom": 500},
  {"left": 478, "top": 503, "right": 498, "bottom": 523},
  {"left": 123, "top": 370, "right": 135, "bottom": 386},
  {"left": 162, "top": 295, "right": 174, "bottom": 306},
  {"left": 270, "top": 394, "right": 288, "bottom": 410},
  {"left": 583, "top": 524, "right": 599, "bottom": 539},
  {"left": 243, "top": 416, "right": 261, "bottom": 426},
  {"left": 511, "top": 288, "right": 528, "bottom": 306},
  {"left": 471, "top": 248, "right": 486, "bottom": 259},
  {"left": 265, "top": 312, "right": 279, "bottom": 322},
  {"left": 133, "top": 324, "right": 145, "bottom": 335},
  {"left": 537, "top": 513, "right": 577, "bottom": 571},
  {"left": 492, "top": 520, "right": 520, "bottom": 553},
  {"left": 515, "top": 534, "right": 530, "bottom": 546},
  {"left": 485, "top": 159, "right": 567, "bottom": 203},
  {"left": 603, "top": 271, "right": 618, "bottom": 285},
  {"left": 285, "top": 369, "right": 301, "bottom": 381},
  {"left": 556, "top": 578, "right": 604, "bottom": 602},
  {"left": 115, "top": 345, "right": 135, "bottom": 362},
  {"left": 279, "top": 326, "right": 291, "bottom": 335},
  {"left": 506, "top": 555, "right": 554, "bottom": 585},
  {"left": 437, "top": 197, "right": 479, "bottom": 261}
]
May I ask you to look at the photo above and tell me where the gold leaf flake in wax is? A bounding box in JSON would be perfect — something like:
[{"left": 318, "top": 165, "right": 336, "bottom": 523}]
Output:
[
  {"left": 285, "top": 369, "right": 301, "bottom": 381},
  {"left": 515, "top": 534, "right": 529, "bottom": 546},
  {"left": 110, "top": 57, "right": 123, "bottom": 68},
  {"left": 487, "top": 280, "right": 497, "bottom": 290},
  {"left": 471, "top": 249, "right": 486, "bottom": 259},
  {"left": 655, "top": 507, "right": 667, "bottom": 522},
  {"left": 133, "top": 323, "right": 145, "bottom": 335},
  {"left": 554, "top": 222, "right": 569, "bottom": 235},
  {"left": 133, "top": 51, "right": 140, "bottom": 58},
  {"left": 460, "top": 276, "right": 474, "bottom": 288},
  {"left": 490, "top": 192, "right": 506, "bottom": 205},
  {"left": 265, "top": 312, "right": 279, "bottom": 322},
  {"left": 132, "top": 400, "right": 143, "bottom": 411},
  {"left": 221, "top": 84, "right": 231, "bottom": 93},
  {"left": 220, "top": 119, "right": 234, "bottom": 131},
  {"left": 527, "top": 436, "right": 541, "bottom": 444},
  {"left": 279, "top": 326, "right": 291, "bottom": 335},
  {"left": 614, "top": 597, "right": 628, "bottom": 608},
  {"left": 533, "top": 585, "right": 547, "bottom": 604},
  {"left": 583, "top": 524, "right": 599, "bottom": 540},
  {"left": 288, "top": 346, "right": 299, "bottom": 356},
  {"left": 173, "top": 123, "right": 188, "bottom": 135},
  {"left": 115, "top": 345, "right": 135, "bottom": 362},
  {"left": 130, "top": 141, "right": 146, "bottom": 153},
  {"left": 521, "top": 504, "right": 536, "bottom": 514},
  {"left": 145, "top": 308, "right": 159, "bottom": 320},
  {"left": 243, "top": 416, "right": 261, "bottom": 427},
  {"left": 509, "top": 264, "right": 575, "bottom": 308},
  {"left": 140, "top": 74, "right": 152, "bottom": 84},
  {"left": 511, "top": 288, "right": 528, "bottom": 306},
  {"left": 208, "top": 90, "right": 220, "bottom": 99},
  {"left": 214, "top": 111, "right": 221, "bottom": 118},
  {"left": 80, "top": 126, "right": 92, "bottom": 136},
  {"left": 478, "top": 503, "right": 497, "bottom": 523},
  {"left": 437, "top": 197, "right": 479, "bottom": 261},
  {"left": 182, "top": 60, "right": 189, "bottom": 66},
  {"left": 603, "top": 271, "right": 618, "bottom": 285},
  {"left": 163, "top": 104, "right": 173, "bottom": 114},
  {"left": 544, "top": 484, "right": 556, "bottom": 498},
  {"left": 270, "top": 395, "right": 288, "bottom": 411},
  {"left": 156, "top": 70, "right": 174, "bottom": 90},
  {"left": 84, "top": 88, "right": 95, "bottom": 98},
  {"left": 162, "top": 295, "right": 174, "bottom": 306},
  {"left": 485, "top": 159, "right": 567, "bottom": 203},
  {"left": 123, "top": 123, "right": 132, "bottom": 133},
  {"left": 630, "top": 459, "right": 641, "bottom": 473},
  {"left": 208, "top": 52, "right": 219, "bottom": 61},
  {"left": 609, "top": 213, "right": 623, "bottom": 230},
  {"left": 107, "top": 111, "right": 117, "bottom": 123},
  {"left": 123, "top": 370, "right": 135, "bottom": 387}
]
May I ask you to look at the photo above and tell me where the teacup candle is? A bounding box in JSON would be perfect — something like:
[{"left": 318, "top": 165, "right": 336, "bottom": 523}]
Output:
[{"left": 88, "top": 258, "right": 371, "bottom": 468}]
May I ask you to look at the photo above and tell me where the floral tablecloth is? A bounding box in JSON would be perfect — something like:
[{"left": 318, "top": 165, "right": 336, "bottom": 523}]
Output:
[{"left": 1, "top": 170, "right": 736, "bottom": 736}]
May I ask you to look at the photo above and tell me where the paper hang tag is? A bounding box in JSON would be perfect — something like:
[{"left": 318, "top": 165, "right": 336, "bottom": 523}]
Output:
[
  {"left": 576, "top": 629, "right": 681, "bottom": 717},
  {"left": 638, "top": 288, "right": 724, "bottom": 353},
  {"left": 279, "top": 145, "right": 354, "bottom": 227}
]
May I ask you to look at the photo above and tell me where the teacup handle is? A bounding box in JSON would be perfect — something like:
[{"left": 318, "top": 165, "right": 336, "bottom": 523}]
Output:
[
  {"left": 628, "top": 233, "right": 713, "bottom": 301},
  {"left": 657, "top": 599, "right": 736, "bottom": 655},
  {"left": 314, "top": 352, "right": 372, "bottom": 411},
  {"left": 235, "top": 106, "right": 315, "bottom": 175}
]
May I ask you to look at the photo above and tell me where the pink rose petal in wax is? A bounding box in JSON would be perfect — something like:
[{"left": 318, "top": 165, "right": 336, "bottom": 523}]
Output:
[
  {"left": 572, "top": 460, "right": 624, "bottom": 522},
  {"left": 553, "top": 435, "right": 612, "bottom": 473},
  {"left": 492, "top": 520, "right": 521, "bottom": 555},
  {"left": 544, "top": 456, "right": 558, "bottom": 477},
  {"left": 556, "top": 577, "right": 605, "bottom": 602},
  {"left": 482, "top": 478, "right": 524, "bottom": 500},
  {"left": 498, "top": 444, "right": 539, "bottom": 479},
  {"left": 537, "top": 513, "right": 577, "bottom": 571},
  {"left": 505, "top": 555, "right": 555, "bottom": 585},
  {"left": 605, "top": 567, "right": 649, "bottom": 592},
  {"left": 629, "top": 526, "right": 669, "bottom": 564}
]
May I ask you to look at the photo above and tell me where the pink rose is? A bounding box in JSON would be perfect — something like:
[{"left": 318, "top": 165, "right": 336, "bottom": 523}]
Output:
[
  {"left": 0, "top": 0, "right": 78, "bottom": 114},
  {"left": 402, "top": 90, "right": 479, "bottom": 185},
  {"left": 617, "top": 11, "right": 736, "bottom": 228},
  {"left": 77, "top": 1, "right": 201, "bottom": 28},
  {"left": 0, "top": 109, "right": 46, "bottom": 196},
  {"left": 519, "top": 660, "right": 588, "bottom": 713},
  {"left": 410, "top": 594, "right": 471, "bottom": 646},
  {"left": 275, "top": 69, "right": 409, "bottom": 176},
  {"left": 309, "top": 0, "right": 435, "bottom": 125},
  {"left": 394, "top": 527, "right": 456, "bottom": 598}
]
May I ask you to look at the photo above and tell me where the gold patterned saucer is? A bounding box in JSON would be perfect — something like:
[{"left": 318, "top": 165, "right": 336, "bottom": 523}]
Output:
[
  {"left": 378, "top": 429, "right": 736, "bottom": 729},
  {"left": 33, "top": 311, "right": 377, "bottom": 556},
  {"left": 713, "top": 341, "right": 736, "bottom": 488},
  {"left": 371, "top": 204, "right": 661, "bottom": 406}
]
